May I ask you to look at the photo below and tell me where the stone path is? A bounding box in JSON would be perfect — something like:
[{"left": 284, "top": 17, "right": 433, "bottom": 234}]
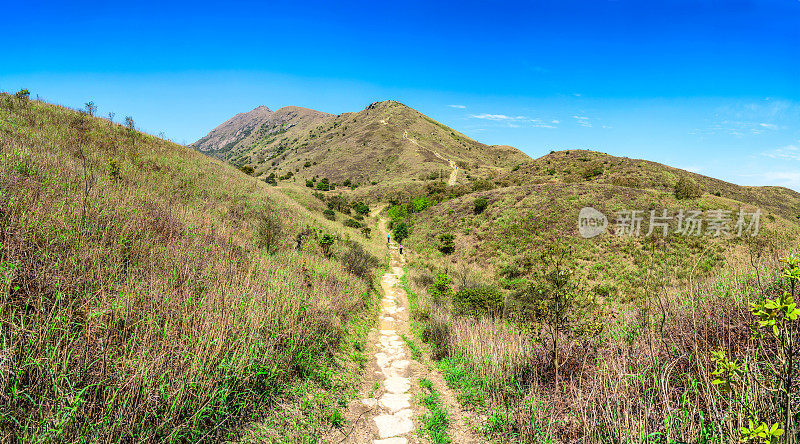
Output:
[{"left": 362, "top": 256, "right": 415, "bottom": 443}]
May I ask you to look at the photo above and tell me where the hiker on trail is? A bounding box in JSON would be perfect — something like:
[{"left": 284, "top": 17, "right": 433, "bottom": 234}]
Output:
[
  {"left": 399, "top": 244, "right": 403, "bottom": 255},
  {"left": 387, "top": 233, "right": 390, "bottom": 244}
]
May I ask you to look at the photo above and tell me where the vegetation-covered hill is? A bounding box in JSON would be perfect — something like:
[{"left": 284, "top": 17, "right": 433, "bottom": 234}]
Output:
[
  {"left": 0, "top": 93, "right": 384, "bottom": 442},
  {"left": 192, "top": 100, "right": 530, "bottom": 193}
]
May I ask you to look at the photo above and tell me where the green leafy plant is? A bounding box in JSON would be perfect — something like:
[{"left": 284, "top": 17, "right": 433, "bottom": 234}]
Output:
[
  {"left": 392, "top": 222, "right": 409, "bottom": 244},
  {"left": 438, "top": 234, "right": 455, "bottom": 255},
  {"left": 473, "top": 198, "right": 489, "bottom": 214},
  {"left": 674, "top": 176, "right": 702, "bottom": 199},
  {"left": 319, "top": 233, "right": 335, "bottom": 257},
  {"left": 428, "top": 274, "right": 454, "bottom": 303}
]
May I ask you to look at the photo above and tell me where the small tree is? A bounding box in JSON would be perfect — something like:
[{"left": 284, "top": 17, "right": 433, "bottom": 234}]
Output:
[
  {"left": 85, "top": 101, "right": 97, "bottom": 117},
  {"left": 439, "top": 234, "right": 455, "bottom": 254},
  {"left": 516, "top": 245, "right": 582, "bottom": 387},
  {"left": 124, "top": 116, "right": 135, "bottom": 131},
  {"left": 107, "top": 112, "right": 115, "bottom": 123},
  {"left": 392, "top": 222, "right": 409, "bottom": 244},
  {"left": 674, "top": 176, "right": 702, "bottom": 199}
]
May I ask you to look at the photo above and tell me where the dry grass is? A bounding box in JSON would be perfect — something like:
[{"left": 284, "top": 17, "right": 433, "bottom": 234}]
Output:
[
  {"left": 407, "top": 250, "right": 799, "bottom": 442},
  {"left": 0, "top": 94, "right": 382, "bottom": 442}
]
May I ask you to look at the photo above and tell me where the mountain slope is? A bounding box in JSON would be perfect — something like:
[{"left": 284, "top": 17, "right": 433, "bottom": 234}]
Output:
[
  {"left": 0, "top": 94, "right": 382, "bottom": 441},
  {"left": 192, "top": 100, "right": 531, "bottom": 188}
]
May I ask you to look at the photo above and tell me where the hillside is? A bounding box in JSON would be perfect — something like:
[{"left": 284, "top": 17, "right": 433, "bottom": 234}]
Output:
[
  {"left": 192, "top": 100, "right": 531, "bottom": 194},
  {"left": 403, "top": 149, "right": 800, "bottom": 298},
  {"left": 0, "top": 93, "right": 385, "bottom": 441}
]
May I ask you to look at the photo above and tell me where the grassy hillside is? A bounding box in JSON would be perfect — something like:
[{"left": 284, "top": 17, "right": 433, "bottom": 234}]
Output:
[
  {"left": 0, "top": 93, "right": 385, "bottom": 442},
  {"left": 192, "top": 100, "right": 531, "bottom": 195},
  {"left": 386, "top": 149, "right": 800, "bottom": 442}
]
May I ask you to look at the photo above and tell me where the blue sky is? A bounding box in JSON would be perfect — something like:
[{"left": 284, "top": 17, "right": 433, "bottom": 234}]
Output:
[{"left": 2, "top": 0, "right": 799, "bottom": 189}]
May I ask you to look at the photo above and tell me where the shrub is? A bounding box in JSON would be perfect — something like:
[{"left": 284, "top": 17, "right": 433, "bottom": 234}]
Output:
[
  {"left": 439, "top": 234, "right": 455, "bottom": 255},
  {"left": 674, "top": 176, "right": 702, "bottom": 199},
  {"left": 361, "top": 226, "right": 372, "bottom": 238},
  {"left": 581, "top": 164, "right": 603, "bottom": 179},
  {"left": 108, "top": 158, "right": 121, "bottom": 181},
  {"left": 316, "top": 178, "right": 330, "bottom": 191},
  {"left": 239, "top": 165, "right": 255, "bottom": 175},
  {"left": 453, "top": 285, "right": 504, "bottom": 318},
  {"left": 306, "top": 179, "right": 314, "bottom": 188},
  {"left": 319, "top": 233, "right": 335, "bottom": 257},
  {"left": 340, "top": 241, "right": 380, "bottom": 280},
  {"left": 264, "top": 173, "right": 277, "bottom": 186},
  {"left": 256, "top": 211, "right": 283, "bottom": 254},
  {"left": 353, "top": 203, "right": 370, "bottom": 215},
  {"left": 14, "top": 88, "right": 30, "bottom": 102},
  {"left": 428, "top": 274, "right": 454, "bottom": 303},
  {"left": 322, "top": 209, "right": 335, "bottom": 221},
  {"left": 343, "top": 219, "right": 362, "bottom": 229},
  {"left": 313, "top": 192, "right": 325, "bottom": 201},
  {"left": 471, "top": 179, "right": 494, "bottom": 192},
  {"left": 473, "top": 198, "right": 489, "bottom": 214},
  {"left": 392, "top": 222, "right": 410, "bottom": 243}
]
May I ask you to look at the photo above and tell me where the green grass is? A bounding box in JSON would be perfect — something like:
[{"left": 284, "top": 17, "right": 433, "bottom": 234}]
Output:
[
  {"left": 418, "top": 378, "right": 452, "bottom": 444},
  {"left": 401, "top": 334, "right": 422, "bottom": 359}
]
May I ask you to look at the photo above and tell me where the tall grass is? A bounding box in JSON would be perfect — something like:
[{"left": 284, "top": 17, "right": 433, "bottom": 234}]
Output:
[
  {"left": 407, "top": 252, "right": 798, "bottom": 443},
  {"left": 0, "top": 94, "right": 380, "bottom": 441}
]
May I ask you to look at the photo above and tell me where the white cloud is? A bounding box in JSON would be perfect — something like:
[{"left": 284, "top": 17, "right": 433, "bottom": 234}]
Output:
[
  {"left": 763, "top": 142, "right": 800, "bottom": 161},
  {"left": 759, "top": 123, "right": 778, "bottom": 130},
  {"left": 572, "top": 115, "right": 592, "bottom": 127},
  {"left": 448, "top": 104, "right": 466, "bottom": 109},
  {"left": 468, "top": 113, "right": 558, "bottom": 128},
  {"left": 470, "top": 113, "right": 526, "bottom": 121}
]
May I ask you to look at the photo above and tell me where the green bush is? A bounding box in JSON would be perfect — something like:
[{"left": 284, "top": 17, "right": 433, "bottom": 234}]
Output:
[
  {"left": 674, "top": 176, "right": 702, "bottom": 199},
  {"left": 305, "top": 179, "right": 314, "bottom": 188},
  {"left": 319, "top": 233, "right": 335, "bottom": 257},
  {"left": 392, "top": 222, "right": 410, "bottom": 243},
  {"left": 439, "top": 234, "right": 455, "bottom": 255},
  {"left": 316, "top": 179, "right": 330, "bottom": 191},
  {"left": 322, "top": 209, "right": 335, "bottom": 221},
  {"left": 473, "top": 198, "right": 489, "bottom": 214},
  {"left": 582, "top": 164, "right": 603, "bottom": 179},
  {"left": 264, "top": 173, "right": 277, "bottom": 186},
  {"left": 343, "top": 219, "right": 362, "bottom": 229},
  {"left": 354, "top": 203, "right": 370, "bottom": 215},
  {"left": 428, "top": 274, "right": 454, "bottom": 303},
  {"left": 239, "top": 165, "right": 255, "bottom": 175},
  {"left": 471, "top": 179, "right": 494, "bottom": 192},
  {"left": 452, "top": 285, "right": 504, "bottom": 318},
  {"left": 14, "top": 88, "right": 30, "bottom": 102}
]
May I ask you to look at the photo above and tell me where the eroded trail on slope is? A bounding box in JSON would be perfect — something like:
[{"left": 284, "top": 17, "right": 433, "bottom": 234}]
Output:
[{"left": 402, "top": 130, "right": 458, "bottom": 186}]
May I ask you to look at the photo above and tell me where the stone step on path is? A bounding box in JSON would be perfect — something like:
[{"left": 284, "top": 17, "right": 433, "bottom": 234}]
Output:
[{"left": 359, "top": 251, "right": 415, "bottom": 443}]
